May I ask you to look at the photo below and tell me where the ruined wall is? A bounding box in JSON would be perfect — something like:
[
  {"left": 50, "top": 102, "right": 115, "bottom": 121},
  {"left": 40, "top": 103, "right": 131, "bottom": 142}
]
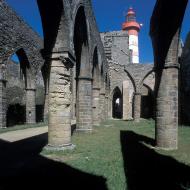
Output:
[
  {"left": 101, "top": 30, "right": 131, "bottom": 65},
  {"left": 5, "top": 60, "right": 44, "bottom": 106},
  {"left": 0, "top": 0, "right": 44, "bottom": 72},
  {"left": 108, "top": 62, "right": 154, "bottom": 119},
  {"left": 101, "top": 30, "right": 154, "bottom": 119},
  {"left": 0, "top": 0, "right": 45, "bottom": 127},
  {"left": 2, "top": 60, "right": 45, "bottom": 126}
]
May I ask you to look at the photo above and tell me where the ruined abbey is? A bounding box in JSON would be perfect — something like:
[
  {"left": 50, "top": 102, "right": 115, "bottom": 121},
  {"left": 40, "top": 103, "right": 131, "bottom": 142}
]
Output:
[{"left": 0, "top": 0, "right": 189, "bottom": 152}]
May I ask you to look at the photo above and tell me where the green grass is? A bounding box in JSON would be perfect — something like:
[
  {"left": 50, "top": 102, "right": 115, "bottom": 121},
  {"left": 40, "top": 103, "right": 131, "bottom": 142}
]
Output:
[
  {"left": 42, "top": 119, "right": 190, "bottom": 190},
  {"left": 0, "top": 122, "right": 47, "bottom": 134}
]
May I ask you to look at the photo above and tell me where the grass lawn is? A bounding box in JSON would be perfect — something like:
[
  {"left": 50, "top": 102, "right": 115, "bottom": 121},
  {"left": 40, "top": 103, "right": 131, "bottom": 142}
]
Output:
[
  {"left": 42, "top": 119, "right": 190, "bottom": 190},
  {"left": 0, "top": 122, "right": 47, "bottom": 134}
]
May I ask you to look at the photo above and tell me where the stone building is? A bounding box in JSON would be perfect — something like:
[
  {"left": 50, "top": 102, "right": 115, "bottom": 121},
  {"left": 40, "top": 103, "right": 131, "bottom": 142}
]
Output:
[
  {"left": 0, "top": 0, "right": 189, "bottom": 152},
  {"left": 101, "top": 27, "right": 155, "bottom": 122}
]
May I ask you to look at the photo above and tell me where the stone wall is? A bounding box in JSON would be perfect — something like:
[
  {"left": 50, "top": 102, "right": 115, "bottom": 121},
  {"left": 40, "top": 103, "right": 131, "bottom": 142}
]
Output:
[
  {"left": 1, "top": 60, "right": 45, "bottom": 126},
  {"left": 0, "top": 0, "right": 45, "bottom": 127},
  {"left": 101, "top": 30, "right": 155, "bottom": 119},
  {"left": 0, "top": 0, "right": 44, "bottom": 72}
]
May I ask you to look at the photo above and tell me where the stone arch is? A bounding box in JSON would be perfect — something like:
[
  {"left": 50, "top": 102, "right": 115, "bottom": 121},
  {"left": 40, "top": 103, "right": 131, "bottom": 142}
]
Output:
[
  {"left": 140, "top": 84, "right": 154, "bottom": 119},
  {"left": 92, "top": 47, "right": 101, "bottom": 88},
  {"left": 124, "top": 67, "right": 137, "bottom": 92},
  {"left": 9, "top": 48, "right": 35, "bottom": 89},
  {"left": 138, "top": 69, "right": 155, "bottom": 91},
  {"left": 112, "top": 87, "right": 123, "bottom": 119},
  {"left": 74, "top": 5, "right": 92, "bottom": 131},
  {"left": 37, "top": 0, "right": 69, "bottom": 53},
  {"left": 9, "top": 48, "right": 36, "bottom": 124},
  {"left": 74, "top": 6, "right": 90, "bottom": 77},
  {"left": 99, "top": 59, "right": 107, "bottom": 121},
  {"left": 92, "top": 47, "right": 101, "bottom": 125},
  {"left": 0, "top": 1, "right": 44, "bottom": 128}
]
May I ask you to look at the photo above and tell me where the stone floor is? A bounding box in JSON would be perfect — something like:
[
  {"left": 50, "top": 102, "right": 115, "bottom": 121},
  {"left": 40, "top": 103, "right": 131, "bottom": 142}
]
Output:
[{"left": 0, "top": 126, "right": 48, "bottom": 142}]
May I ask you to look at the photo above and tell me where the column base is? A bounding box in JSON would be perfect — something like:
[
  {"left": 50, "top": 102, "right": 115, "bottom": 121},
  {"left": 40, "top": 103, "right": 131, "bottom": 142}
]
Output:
[
  {"left": 27, "top": 122, "right": 36, "bottom": 125},
  {"left": 76, "top": 128, "right": 93, "bottom": 133},
  {"left": 93, "top": 123, "right": 100, "bottom": 126},
  {"left": 44, "top": 144, "right": 76, "bottom": 151},
  {"left": 134, "top": 118, "right": 140, "bottom": 122},
  {"left": 0, "top": 127, "right": 7, "bottom": 129},
  {"left": 155, "top": 146, "right": 178, "bottom": 151}
]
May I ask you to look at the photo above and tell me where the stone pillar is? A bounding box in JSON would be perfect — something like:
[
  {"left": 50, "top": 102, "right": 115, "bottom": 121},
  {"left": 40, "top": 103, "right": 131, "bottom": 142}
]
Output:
[
  {"left": 105, "top": 95, "right": 109, "bottom": 120},
  {"left": 92, "top": 87, "right": 100, "bottom": 126},
  {"left": 133, "top": 92, "right": 141, "bottom": 122},
  {"left": 155, "top": 33, "right": 179, "bottom": 150},
  {"left": 108, "top": 96, "right": 112, "bottom": 119},
  {"left": 47, "top": 53, "right": 74, "bottom": 150},
  {"left": 0, "top": 79, "right": 6, "bottom": 128},
  {"left": 26, "top": 88, "right": 36, "bottom": 124},
  {"left": 99, "top": 91, "right": 106, "bottom": 122},
  {"left": 76, "top": 77, "right": 93, "bottom": 132},
  {"left": 71, "top": 66, "right": 76, "bottom": 121},
  {"left": 43, "top": 92, "right": 49, "bottom": 122},
  {"left": 123, "top": 81, "right": 130, "bottom": 120}
]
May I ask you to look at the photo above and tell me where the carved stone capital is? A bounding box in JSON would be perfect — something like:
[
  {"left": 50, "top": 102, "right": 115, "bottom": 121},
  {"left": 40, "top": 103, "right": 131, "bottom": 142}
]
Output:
[
  {"left": 76, "top": 76, "right": 93, "bottom": 81},
  {"left": 164, "top": 63, "right": 180, "bottom": 69},
  {"left": 43, "top": 50, "right": 75, "bottom": 68},
  {"left": 134, "top": 92, "right": 141, "bottom": 96}
]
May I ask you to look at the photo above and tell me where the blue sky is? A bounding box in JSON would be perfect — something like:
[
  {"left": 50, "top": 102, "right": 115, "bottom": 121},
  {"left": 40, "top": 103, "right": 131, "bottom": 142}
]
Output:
[{"left": 6, "top": 0, "right": 190, "bottom": 63}]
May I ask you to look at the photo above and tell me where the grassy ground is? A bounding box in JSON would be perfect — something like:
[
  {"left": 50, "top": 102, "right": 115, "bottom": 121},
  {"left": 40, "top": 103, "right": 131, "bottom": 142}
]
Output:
[
  {"left": 42, "top": 119, "right": 190, "bottom": 190},
  {"left": 0, "top": 122, "right": 47, "bottom": 134}
]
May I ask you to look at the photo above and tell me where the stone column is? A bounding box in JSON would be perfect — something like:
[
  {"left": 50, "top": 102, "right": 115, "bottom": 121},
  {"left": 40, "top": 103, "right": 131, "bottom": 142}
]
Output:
[
  {"left": 0, "top": 79, "right": 6, "bottom": 128},
  {"left": 76, "top": 76, "right": 93, "bottom": 132},
  {"left": 99, "top": 91, "right": 106, "bottom": 122},
  {"left": 123, "top": 81, "right": 130, "bottom": 120},
  {"left": 133, "top": 92, "right": 141, "bottom": 122},
  {"left": 105, "top": 95, "right": 109, "bottom": 120},
  {"left": 92, "top": 87, "right": 100, "bottom": 126},
  {"left": 47, "top": 52, "right": 74, "bottom": 150},
  {"left": 26, "top": 88, "right": 36, "bottom": 124},
  {"left": 108, "top": 96, "right": 112, "bottom": 119},
  {"left": 155, "top": 32, "right": 179, "bottom": 150},
  {"left": 43, "top": 92, "right": 49, "bottom": 122},
  {"left": 71, "top": 66, "right": 76, "bottom": 121}
]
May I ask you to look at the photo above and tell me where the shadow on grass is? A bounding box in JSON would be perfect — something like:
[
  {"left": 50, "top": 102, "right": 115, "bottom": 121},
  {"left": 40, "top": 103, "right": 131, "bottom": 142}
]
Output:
[
  {"left": 120, "top": 131, "right": 190, "bottom": 190},
  {"left": 0, "top": 133, "right": 107, "bottom": 190}
]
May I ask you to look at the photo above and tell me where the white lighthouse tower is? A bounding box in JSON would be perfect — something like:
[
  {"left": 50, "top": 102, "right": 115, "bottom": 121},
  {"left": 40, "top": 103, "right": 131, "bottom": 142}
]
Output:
[{"left": 122, "top": 7, "right": 141, "bottom": 64}]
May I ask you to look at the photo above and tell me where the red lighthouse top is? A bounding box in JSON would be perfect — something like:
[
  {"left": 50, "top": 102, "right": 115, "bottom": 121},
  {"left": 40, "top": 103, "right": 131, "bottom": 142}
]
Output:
[{"left": 122, "top": 7, "right": 141, "bottom": 32}]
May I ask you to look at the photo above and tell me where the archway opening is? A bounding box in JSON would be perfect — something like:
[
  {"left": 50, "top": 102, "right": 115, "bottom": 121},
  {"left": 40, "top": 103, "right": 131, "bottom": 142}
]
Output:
[
  {"left": 112, "top": 87, "right": 122, "bottom": 119},
  {"left": 74, "top": 6, "right": 89, "bottom": 79},
  {"left": 92, "top": 47, "right": 100, "bottom": 125},
  {"left": 141, "top": 84, "right": 154, "bottom": 119},
  {"left": 74, "top": 6, "right": 92, "bottom": 129},
  {"left": 6, "top": 52, "right": 27, "bottom": 127}
]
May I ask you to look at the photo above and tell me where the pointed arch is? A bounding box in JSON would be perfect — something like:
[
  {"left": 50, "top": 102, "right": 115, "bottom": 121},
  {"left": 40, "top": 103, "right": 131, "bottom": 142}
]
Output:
[
  {"left": 73, "top": 6, "right": 90, "bottom": 78},
  {"left": 92, "top": 47, "right": 101, "bottom": 88},
  {"left": 124, "top": 67, "right": 137, "bottom": 92},
  {"left": 37, "top": 0, "right": 70, "bottom": 53},
  {"left": 112, "top": 87, "right": 123, "bottom": 119}
]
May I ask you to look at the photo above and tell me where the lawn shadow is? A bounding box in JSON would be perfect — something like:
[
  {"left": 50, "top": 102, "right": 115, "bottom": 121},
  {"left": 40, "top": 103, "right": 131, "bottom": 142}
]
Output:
[
  {"left": 0, "top": 133, "right": 107, "bottom": 190},
  {"left": 120, "top": 131, "right": 190, "bottom": 190}
]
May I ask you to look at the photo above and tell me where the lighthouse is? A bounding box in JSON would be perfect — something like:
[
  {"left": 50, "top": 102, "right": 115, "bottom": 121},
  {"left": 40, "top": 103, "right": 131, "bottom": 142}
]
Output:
[{"left": 122, "top": 7, "right": 141, "bottom": 64}]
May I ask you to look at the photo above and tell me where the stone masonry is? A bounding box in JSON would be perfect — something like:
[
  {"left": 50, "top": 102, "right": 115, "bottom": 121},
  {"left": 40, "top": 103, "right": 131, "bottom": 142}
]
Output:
[
  {"left": 0, "top": 0, "right": 44, "bottom": 127},
  {"left": 101, "top": 30, "right": 155, "bottom": 121}
]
